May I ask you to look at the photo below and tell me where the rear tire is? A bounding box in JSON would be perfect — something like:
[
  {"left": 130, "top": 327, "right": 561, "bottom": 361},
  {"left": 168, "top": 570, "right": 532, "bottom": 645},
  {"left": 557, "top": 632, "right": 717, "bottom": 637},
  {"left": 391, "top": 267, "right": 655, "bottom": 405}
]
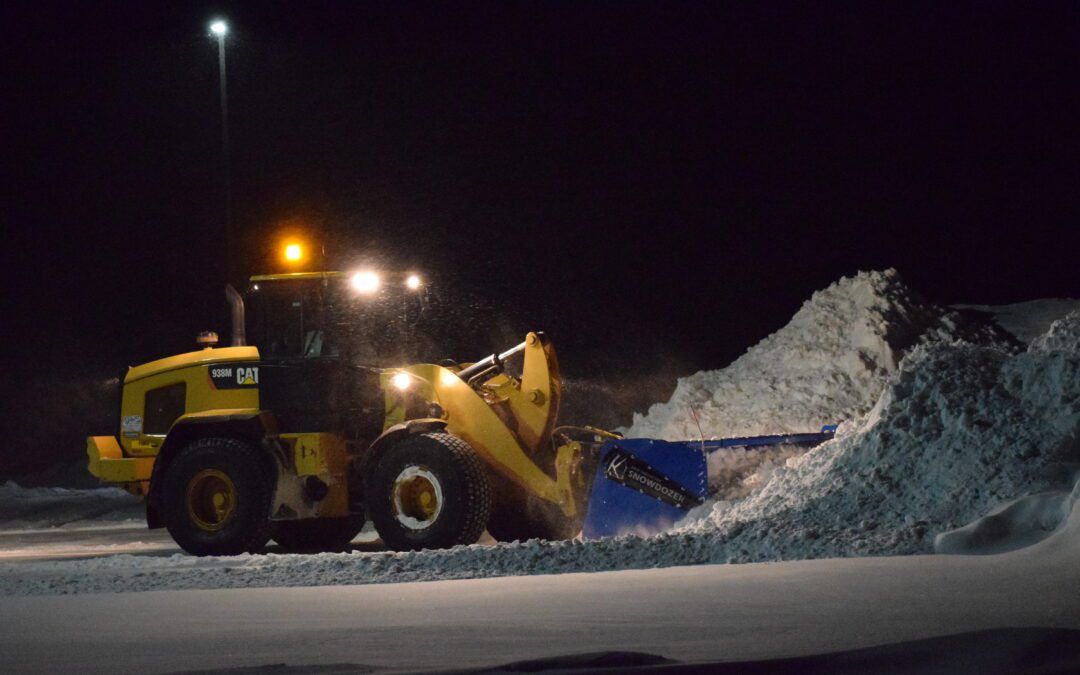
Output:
[
  {"left": 273, "top": 516, "right": 365, "bottom": 553},
  {"left": 161, "top": 437, "right": 275, "bottom": 556},
  {"left": 365, "top": 432, "right": 491, "bottom": 551}
]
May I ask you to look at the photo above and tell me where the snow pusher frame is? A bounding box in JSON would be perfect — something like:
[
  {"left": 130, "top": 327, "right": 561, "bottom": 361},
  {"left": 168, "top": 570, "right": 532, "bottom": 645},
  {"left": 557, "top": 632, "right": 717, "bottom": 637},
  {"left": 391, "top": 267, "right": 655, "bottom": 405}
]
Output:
[
  {"left": 581, "top": 428, "right": 837, "bottom": 539},
  {"left": 87, "top": 270, "right": 600, "bottom": 555}
]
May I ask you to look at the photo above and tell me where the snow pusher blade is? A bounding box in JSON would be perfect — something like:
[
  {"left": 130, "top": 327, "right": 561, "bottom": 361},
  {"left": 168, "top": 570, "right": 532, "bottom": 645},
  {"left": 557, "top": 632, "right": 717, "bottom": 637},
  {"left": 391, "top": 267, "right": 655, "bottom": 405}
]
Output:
[{"left": 581, "top": 427, "right": 837, "bottom": 539}]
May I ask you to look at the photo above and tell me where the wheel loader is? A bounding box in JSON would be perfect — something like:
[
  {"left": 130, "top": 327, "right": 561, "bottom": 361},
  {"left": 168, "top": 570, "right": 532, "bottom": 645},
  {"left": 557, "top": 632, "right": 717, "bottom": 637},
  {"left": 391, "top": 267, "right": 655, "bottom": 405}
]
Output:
[
  {"left": 87, "top": 266, "right": 836, "bottom": 555},
  {"left": 87, "top": 269, "right": 608, "bottom": 554}
]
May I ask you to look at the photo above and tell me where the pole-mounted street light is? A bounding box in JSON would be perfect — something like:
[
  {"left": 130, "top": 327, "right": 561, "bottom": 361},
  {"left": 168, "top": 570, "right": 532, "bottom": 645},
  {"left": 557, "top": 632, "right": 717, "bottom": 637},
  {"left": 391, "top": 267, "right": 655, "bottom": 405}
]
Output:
[{"left": 209, "top": 19, "right": 232, "bottom": 278}]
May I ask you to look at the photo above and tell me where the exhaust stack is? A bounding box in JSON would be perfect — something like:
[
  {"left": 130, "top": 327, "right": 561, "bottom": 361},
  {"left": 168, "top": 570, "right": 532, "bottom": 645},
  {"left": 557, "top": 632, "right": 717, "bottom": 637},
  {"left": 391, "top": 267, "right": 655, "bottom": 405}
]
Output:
[{"left": 225, "top": 284, "right": 246, "bottom": 347}]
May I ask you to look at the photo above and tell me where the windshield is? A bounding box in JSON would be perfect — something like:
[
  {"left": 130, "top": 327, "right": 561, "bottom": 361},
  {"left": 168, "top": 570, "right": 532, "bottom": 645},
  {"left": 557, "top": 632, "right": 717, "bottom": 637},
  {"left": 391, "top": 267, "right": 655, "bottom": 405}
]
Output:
[{"left": 245, "top": 277, "right": 430, "bottom": 365}]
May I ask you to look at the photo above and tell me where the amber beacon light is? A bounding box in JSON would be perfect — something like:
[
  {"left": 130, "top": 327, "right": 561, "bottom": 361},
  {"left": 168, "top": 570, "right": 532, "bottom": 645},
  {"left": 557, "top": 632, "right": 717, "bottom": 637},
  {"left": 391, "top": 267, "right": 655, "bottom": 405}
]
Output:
[{"left": 283, "top": 243, "right": 304, "bottom": 263}]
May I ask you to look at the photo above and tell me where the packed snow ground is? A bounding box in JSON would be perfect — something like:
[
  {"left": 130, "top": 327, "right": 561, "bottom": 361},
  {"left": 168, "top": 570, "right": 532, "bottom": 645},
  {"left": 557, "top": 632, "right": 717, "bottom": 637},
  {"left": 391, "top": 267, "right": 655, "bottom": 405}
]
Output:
[
  {"left": 0, "top": 482, "right": 169, "bottom": 562},
  {"left": 4, "top": 500, "right": 1080, "bottom": 673},
  {"left": 0, "top": 481, "right": 142, "bottom": 530},
  {"left": 1, "top": 271, "right": 1076, "bottom": 596}
]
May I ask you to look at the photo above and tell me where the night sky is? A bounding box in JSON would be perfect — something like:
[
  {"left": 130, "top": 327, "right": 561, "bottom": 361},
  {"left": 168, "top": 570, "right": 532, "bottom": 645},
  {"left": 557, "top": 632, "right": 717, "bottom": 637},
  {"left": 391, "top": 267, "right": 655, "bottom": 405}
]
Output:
[{"left": 2, "top": 2, "right": 1079, "bottom": 473}]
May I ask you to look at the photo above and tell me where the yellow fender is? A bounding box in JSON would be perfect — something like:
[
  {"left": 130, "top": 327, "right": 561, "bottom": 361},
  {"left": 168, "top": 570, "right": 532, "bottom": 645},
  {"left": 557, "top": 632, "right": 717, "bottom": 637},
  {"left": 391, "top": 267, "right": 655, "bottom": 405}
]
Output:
[{"left": 386, "top": 333, "right": 578, "bottom": 516}]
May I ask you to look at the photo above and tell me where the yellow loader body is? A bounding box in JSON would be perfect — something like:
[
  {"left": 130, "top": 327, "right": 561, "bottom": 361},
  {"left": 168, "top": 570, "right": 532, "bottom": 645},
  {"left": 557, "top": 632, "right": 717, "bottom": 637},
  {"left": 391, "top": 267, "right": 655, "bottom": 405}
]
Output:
[{"left": 89, "top": 332, "right": 584, "bottom": 520}]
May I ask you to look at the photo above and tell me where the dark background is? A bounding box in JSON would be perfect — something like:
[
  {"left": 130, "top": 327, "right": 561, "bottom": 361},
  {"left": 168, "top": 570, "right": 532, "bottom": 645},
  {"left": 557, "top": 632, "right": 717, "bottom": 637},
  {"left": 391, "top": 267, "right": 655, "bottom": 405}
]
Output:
[{"left": 2, "top": 1, "right": 1078, "bottom": 478}]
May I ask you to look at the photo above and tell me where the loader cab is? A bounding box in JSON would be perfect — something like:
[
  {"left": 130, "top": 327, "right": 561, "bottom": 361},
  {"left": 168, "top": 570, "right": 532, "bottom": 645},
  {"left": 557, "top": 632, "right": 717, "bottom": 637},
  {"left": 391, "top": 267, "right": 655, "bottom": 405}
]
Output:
[
  {"left": 247, "top": 275, "right": 342, "bottom": 360},
  {"left": 244, "top": 271, "right": 425, "bottom": 366},
  {"left": 241, "top": 272, "right": 420, "bottom": 439}
]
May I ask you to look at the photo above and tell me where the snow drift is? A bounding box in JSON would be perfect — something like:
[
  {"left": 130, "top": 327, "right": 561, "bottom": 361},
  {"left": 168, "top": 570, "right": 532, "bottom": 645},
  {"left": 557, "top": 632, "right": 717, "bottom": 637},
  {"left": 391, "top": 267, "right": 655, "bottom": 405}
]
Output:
[
  {"left": 934, "top": 480, "right": 1080, "bottom": 556},
  {"left": 676, "top": 323, "right": 1080, "bottom": 560}
]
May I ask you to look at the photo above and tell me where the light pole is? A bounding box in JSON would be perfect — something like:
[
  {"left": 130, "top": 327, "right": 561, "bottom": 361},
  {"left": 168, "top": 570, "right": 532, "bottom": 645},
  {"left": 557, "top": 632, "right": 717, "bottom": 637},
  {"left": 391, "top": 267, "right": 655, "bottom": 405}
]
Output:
[{"left": 209, "top": 19, "right": 233, "bottom": 277}]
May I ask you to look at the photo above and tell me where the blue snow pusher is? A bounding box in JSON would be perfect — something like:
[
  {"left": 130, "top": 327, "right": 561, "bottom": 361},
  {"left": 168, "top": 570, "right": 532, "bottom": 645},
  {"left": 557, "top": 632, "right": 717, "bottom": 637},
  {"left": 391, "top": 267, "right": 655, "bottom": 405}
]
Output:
[{"left": 581, "top": 427, "right": 838, "bottom": 539}]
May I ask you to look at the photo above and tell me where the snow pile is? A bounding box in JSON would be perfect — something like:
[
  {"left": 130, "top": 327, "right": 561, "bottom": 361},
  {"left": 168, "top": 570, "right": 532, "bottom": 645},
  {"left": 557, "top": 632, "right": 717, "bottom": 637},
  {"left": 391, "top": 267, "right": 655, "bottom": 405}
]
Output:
[
  {"left": 0, "top": 482, "right": 142, "bottom": 530},
  {"left": 706, "top": 445, "right": 809, "bottom": 499},
  {"left": 1029, "top": 309, "right": 1080, "bottom": 354},
  {"left": 625, "top": 269, "right": 1002, "bottom": 441},
  {"left": 676, "top": 322, "right": 1080, "bottom": 560}
]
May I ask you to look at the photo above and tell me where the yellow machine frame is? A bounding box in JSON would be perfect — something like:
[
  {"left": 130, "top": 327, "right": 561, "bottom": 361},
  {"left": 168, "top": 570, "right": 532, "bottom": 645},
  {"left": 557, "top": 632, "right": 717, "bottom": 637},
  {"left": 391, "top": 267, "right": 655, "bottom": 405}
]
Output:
[{"left": 89, "top": 321, "right": 585, "bottom": 518}]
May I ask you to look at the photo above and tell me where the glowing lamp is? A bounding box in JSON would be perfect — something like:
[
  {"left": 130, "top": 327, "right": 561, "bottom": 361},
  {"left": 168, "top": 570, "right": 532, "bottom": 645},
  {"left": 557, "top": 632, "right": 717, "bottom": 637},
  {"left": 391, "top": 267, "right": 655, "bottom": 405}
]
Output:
[
  {"left": 351, "top": 271, "right": 381, "bottom": 293},
  {"left": 391, "top": 372, "right": 412, "bottom": 391},
  {"left": 210, "top": 21, "right": 228, "bottom": 36},
  {"left": 283, "top": 243, "right": 303, "bottom": 262},
  {"left": 405, "top": 274, "right": 422, "bottom": 290}
]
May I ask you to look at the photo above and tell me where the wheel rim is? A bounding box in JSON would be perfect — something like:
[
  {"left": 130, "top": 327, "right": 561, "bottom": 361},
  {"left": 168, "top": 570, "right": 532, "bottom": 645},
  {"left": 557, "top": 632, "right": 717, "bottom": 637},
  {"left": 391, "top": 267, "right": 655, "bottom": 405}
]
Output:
[
  {"left": 392, "top": 466, "right": 443, "bottom": 530},
  {"left": 186, "top": 469, "right": 237, "bottom": 532}
]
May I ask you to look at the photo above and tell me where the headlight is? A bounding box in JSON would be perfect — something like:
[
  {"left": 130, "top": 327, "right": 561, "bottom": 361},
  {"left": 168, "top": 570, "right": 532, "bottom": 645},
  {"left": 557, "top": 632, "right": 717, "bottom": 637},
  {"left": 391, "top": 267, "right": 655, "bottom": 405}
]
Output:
[
  {"left": 391, "top": 372, "right": 412, "bottom": 391},
  {"left": 351, "top": 271, "right": 380, "bottom": 293}
]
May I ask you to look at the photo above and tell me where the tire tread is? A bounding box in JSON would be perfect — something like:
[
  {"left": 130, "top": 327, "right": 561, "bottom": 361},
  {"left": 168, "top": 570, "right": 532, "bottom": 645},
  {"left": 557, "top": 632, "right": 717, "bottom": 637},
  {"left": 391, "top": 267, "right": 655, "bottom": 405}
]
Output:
[{"left": 161, "top": 437, "right": 275, "bottom": 556}]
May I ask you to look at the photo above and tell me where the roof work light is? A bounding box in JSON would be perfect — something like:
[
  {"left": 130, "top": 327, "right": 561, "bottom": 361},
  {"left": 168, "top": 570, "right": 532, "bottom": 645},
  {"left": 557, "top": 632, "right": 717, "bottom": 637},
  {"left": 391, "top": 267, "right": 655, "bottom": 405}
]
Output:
[{"left": 351, "top": 271, "right": 381, "bottom": 293}]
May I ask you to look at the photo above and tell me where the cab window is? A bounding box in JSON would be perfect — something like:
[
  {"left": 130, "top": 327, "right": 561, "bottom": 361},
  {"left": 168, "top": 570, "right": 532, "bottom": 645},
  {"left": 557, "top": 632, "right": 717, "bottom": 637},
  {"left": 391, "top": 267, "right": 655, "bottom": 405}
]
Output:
[{"left": 248, "top": 283, "right": 338, "bottom": 359}]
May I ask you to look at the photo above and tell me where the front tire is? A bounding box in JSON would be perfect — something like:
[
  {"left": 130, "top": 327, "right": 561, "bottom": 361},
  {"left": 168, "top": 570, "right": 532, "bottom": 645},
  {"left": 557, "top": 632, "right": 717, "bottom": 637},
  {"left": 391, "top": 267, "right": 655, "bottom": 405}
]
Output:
[
  {"left": 161, "top": 437, "right": 275, "bottom": 556},
  {"left": 365, "top": 432, "right": 491, "bottom": 551}
]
